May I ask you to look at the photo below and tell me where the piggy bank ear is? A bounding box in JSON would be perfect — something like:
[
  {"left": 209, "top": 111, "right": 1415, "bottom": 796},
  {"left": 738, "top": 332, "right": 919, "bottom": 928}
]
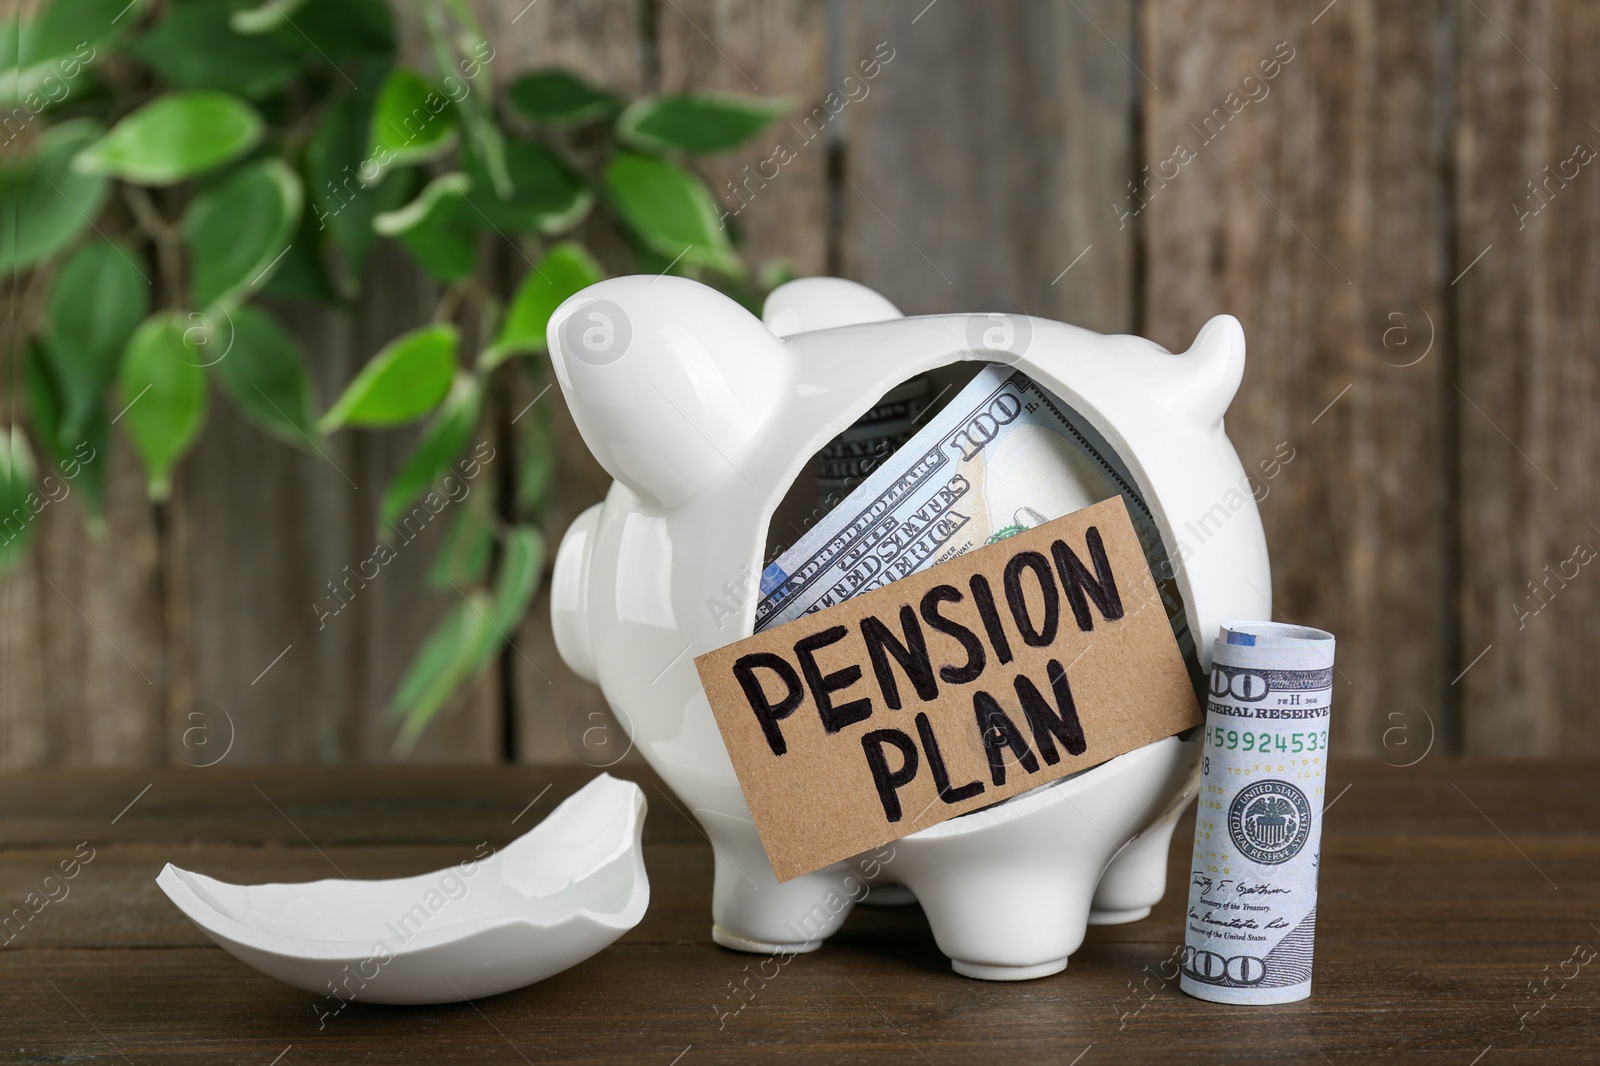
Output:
[
  {"left": 548, "top": 276, "right": 789, "bottom": 509},
  {"left": 1150, "top": 314, "right": 1247, "bottom": 427},
  {"left": 762, "top": 277, "right": 903, "bottom": 337}
]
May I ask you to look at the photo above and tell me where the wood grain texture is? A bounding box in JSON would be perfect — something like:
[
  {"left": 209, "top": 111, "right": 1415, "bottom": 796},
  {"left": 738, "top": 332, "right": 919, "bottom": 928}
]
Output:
[
  {"left": 2, "top": 760, "right": 1597, "bottom": 1062},
  {"left": 0, "top": 560, "right": 46, "bottom": 768},
  {"left": 1455, "top": 2, "right": 1600, "bottom": 755},
  {"left": 840, "top": 0, "right": 1138, "bottom": 332},
  {"left": 1141, "top": 0, "right": 1454, "bottom": 754},
  {"left": 168, "top": 244, "right": 500, "bottom": 767},
  {"left": 477, "top": 0, "right": 644, "bottom": 95},
  {"left": 1, "top": 358, "right": 167, "bottom": 768},
  {"left": 5, "top": 0, "right": 1598, "bottom": 765},
  {"left": 7, "top": 944, "right": 1597, "bottom": 1064},
  {"left": 34, "top": 439, "right": 168, "bottom": 764},
  {"left": 657, "top": 0, "right": 831, "bottom": 276},
  {"left": 482, "top": 0, "right": 644, "bottom": 763}
]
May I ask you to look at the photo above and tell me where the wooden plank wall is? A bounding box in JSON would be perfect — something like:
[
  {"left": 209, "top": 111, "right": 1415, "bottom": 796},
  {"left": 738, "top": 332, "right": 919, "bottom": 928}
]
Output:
[
  {"left": 1140, "top": 0, "right": 1456, "bottom": 756},
  {"left": 1456, "top": 2, "right": 1600, "bottom": 756},
  {"left": 2, "top": 0, "right": 1593, "bottom": 766}
]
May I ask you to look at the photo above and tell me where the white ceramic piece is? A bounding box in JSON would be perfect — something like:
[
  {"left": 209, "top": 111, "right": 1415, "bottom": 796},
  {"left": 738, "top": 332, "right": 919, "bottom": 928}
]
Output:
[
  {"left": 156, "top": 774, "right": 648, "bottom": 1004},
  {"left": 547, "top": 275, "right": 1271, "bottom": 980}
]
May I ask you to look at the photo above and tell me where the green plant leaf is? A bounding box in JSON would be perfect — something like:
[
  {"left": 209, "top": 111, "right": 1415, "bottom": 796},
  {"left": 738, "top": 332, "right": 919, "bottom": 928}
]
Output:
[
  {"left": 73, "top": 92, "right": 265, "bottom": 186},
  {"left": 457, "top": 98, "right": 511, "bottom": 199},
  {"left": 43, "top": 240, "right": 150, "bottom": 441},
  {"left": 0, "top": 426, "right": 38, "bottom": 571},
  {"left": 603, "top": 152, "right": 740, "bottom": 276},
  {"left": 128, "top": 0, "right": 299, "bottom": 99},
  {"left": 304, "top": 85, "right": 415, "bottom": 297},
  {"left": 428, "top": 491, "right": 493, "bottom": 588},
  {"left": 118, "top": 312, "right": 208, "bottom": 500},
  {"left": 229, "top": 0, "right": 310, "bottom": 35},
  {"left": 514, "top": 397, "right": 555, "bottom": 517},
  {"left": 388, "top": 596, "right": 492, "bottom": 753},
  {"left": 483, "top": 241, "right": 602, "bottom": 368},
  {"left": 390, "top": 525, "right": 544, "bottom": 752},
  {"left": 373, "top": 172, "right": 478, "bottom": 282},
  {"left": 261, "top": 215, "right": 340, "bottom": 303},
  {"left": 265, "top": 0, "right": 393, "bottom": 63},
  {"left": 758, "top": 258, "right": 799, "bottom": 292},
  {"left": 488, "top": 525, "right": 544, "bottom": 632},
  {"left": 213, "top": 305, "right": 316, "bottom": 444},
  {"left": 1, "top": 120, "right": 110, "bottom": 274},
  {"left": 617, "top": 93, "right": 789, "bottom": 155},
  {"left": 431, "top": 526, "right": 542, "bottom": 694},
  {"left": 506, "top": 68, "right": 618, "bottom": 126},
  {"left": 365, "top": 68, "right": 457, "bottom": 180},
  {"left": 28, "top": 0, "right": 138, "bottom": 57},
  {"left": 24, "top": 346, "right": 107, "bottom": 527},
  {"left": 2, "top": 0, "right": 134, "bottom": 106},
  {"left": 379, "top": 372, "right": 481, "bottom": 531},
  {"left": 182, "top": 158, "right": 302, "bottom": 308},
  {"left": 319, "top": 323, "right": 457, "bottom": 431},
  {"left": 24, "top": 344, "right": 67, "bottom": 458},
  {"left": 463, "top": 137, "right": 591, "bottom": 235},
  {"left": 421, "top": 0, "right": 507, "bottom": 200}
]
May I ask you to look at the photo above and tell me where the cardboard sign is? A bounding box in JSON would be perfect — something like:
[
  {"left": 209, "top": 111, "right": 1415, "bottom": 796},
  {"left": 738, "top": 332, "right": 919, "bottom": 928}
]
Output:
[{"left": 695, "top": 496, "right": 1202, "bottom": 882}]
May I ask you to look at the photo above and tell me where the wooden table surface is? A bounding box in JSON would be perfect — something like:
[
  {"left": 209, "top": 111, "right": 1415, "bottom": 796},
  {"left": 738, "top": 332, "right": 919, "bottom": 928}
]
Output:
[{"left": 1, "top": 759, "right": 1596, "bottom": 1064}]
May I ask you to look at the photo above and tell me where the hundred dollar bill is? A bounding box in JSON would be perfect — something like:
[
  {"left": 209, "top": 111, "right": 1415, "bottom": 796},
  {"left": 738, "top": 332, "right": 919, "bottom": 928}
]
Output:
[
  {"left": 755, "top": 365, "right": 1192, "bottom": 669},
  {"left": 813, "top": 375, "right": 934, "bottom": 507},
  {"left": 1181, "top": 622, "right": 1336, "bottom": 1005}
]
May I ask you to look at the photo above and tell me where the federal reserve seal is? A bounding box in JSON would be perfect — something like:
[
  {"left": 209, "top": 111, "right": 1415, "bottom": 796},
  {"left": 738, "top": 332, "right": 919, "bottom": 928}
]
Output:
[{"left": 1227, "top": 779, "right": 1312, "bottom": 865}]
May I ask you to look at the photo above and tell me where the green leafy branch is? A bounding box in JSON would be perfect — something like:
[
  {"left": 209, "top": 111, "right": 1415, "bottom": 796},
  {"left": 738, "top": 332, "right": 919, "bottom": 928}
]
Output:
[{"left": 2, "top": 0, "right": 792, "bottom": 752}]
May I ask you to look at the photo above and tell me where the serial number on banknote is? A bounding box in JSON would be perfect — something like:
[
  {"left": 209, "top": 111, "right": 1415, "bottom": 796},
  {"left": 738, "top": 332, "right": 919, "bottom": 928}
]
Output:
[{"left": 1204, "top": 727, "right": 1329, "bottom": 753}]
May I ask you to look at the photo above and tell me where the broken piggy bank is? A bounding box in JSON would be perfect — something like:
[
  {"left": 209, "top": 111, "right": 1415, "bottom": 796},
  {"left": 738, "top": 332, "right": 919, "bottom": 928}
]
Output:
[{"left": 546, "top": 275, "right": 1270, "bottom": 980}]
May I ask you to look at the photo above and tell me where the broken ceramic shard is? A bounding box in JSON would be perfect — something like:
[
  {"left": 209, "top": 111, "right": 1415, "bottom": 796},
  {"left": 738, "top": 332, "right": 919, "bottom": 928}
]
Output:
[{"left": 156, "top": 774, "right": 647, "bottom": 1005}]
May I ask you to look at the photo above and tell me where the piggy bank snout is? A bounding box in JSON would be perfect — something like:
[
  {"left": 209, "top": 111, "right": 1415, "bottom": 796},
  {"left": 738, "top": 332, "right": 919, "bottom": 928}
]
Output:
[{"left": 551, "top": 503, "right": 603, "bottom": 685}]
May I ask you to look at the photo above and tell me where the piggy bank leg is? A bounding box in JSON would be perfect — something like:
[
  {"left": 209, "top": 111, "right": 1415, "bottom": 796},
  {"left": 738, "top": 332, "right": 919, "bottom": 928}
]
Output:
[
  {"left": 901, "top": 853, "right": 1101, "bottom": 980},
  {"left": 891, "top": 738, "right": 1192, "bottom": 979},
  {"left": 697, "top": 810, "right": 859, "bottom": 953},
  {"left": 1088, "top": 802, "right": 1188, "bottom": 924}
]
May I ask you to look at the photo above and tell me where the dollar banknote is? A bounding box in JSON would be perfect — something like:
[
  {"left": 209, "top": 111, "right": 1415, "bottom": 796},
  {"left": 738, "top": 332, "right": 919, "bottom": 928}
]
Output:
[
  {"left": 813, "top": 375, "right": 934, "bottom": 507},
  {"left": 754, "top": 365, "right": 1192, "bottom": 668},
  {"left": 1181, "top": 622, "right": 1336, "bottom": 1005}
]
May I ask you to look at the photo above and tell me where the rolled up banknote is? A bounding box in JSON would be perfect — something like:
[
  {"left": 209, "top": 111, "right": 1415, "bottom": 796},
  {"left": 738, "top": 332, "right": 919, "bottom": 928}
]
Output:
[
  {"left": 756, "top": 365, "right": 1192, "bottom": 670},
  {"left": 1181, "top": 622, "right": 1336, "bottom": 1005}
]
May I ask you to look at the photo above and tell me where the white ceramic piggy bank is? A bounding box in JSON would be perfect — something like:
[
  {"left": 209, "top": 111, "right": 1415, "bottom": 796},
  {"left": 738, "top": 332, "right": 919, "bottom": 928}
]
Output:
[{"left": 548, "top": 275, "right": 1270, "bottom": 980}]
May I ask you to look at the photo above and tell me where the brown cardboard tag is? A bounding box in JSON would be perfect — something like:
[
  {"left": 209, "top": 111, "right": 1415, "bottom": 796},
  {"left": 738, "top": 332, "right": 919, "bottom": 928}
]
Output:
[{"left": 695, "top": 496, "right": 1201, "bottom": 882}]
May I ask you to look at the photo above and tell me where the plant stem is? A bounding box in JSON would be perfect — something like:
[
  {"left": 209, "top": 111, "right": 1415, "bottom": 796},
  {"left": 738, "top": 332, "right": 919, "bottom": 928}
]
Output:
[
  {"left": 16, "top": 255, "right": 57, "bottom": 339},
  {"left": 417, "top": 0, "right": 511, "bottom": 198},
  {"left": 441, "top": 0, "right": 487, "bottom": 47},
  {"left": 436, "top": 280, "right": 466, "bottom": 324},
  {"left": 279, "top": 96, "right": 331, "bottom": 159},
  {"left": 122, "top": 184, "right": 183, "bottom": 306}
]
